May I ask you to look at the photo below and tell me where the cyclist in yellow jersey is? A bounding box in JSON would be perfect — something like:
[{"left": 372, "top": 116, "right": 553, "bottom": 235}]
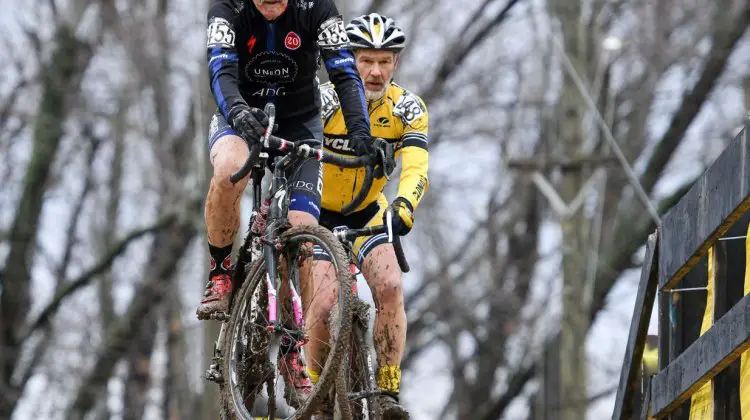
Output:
[{"left": 304, "top": 13, "right": 428, "bottom": 420}]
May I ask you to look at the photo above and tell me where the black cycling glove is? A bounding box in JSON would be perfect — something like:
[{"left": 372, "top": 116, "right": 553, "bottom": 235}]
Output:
[
  {"left": 228, "top": 104, "right": 269, "bottom": 145},
  {"left": 352, "top": 134, "right": 375, "bottom": 158}
]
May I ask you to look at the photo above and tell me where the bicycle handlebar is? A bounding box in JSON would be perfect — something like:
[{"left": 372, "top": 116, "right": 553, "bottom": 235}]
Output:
[
  {"left": 227, "top": 103, "right": 410, "bottom": 272},
  {"left": 229, "top": 134, "right": 373, "bottom": 182},
  {"left": 333, "top": 217, "right": 410, "bottom": 273},
  {"left": 228, "top": 103, "right": 379, "bottom": 215}
]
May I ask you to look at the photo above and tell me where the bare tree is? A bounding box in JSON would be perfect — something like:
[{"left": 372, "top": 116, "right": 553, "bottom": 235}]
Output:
[
  {"left": 1, "top": 0, "right": 204, "bottom": 417},
  {"left": 3, "top": 0, "right": 750, "bottom": 418},
  {"left": 373, "top": 0, "right": 750, "bottom": 417},
  {"left": 0, "top": 5, "right": 97, "bottom": 416}
]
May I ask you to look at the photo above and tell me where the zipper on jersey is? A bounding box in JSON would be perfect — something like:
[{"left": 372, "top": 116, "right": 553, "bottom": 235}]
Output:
[{"left": 265, "top": 21, "right": 278, "bottom": 104}]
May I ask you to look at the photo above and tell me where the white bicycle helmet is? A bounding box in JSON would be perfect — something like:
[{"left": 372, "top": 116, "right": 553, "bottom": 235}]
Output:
[{"left": 346, "top": 13, "right": 406, "bottom": 52}]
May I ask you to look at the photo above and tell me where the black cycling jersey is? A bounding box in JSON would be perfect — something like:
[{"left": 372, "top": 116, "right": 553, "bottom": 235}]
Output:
[{"left": 206, "top": 0, "right": 370, "bottom": 140}]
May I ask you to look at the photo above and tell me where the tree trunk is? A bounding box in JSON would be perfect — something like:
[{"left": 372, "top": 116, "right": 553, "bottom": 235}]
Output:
[
  {"left": 99, "top": 105, "right": 126, "bottom": 331},
  {"left": 0, "top": 25, "right": 93, "bottom": 418},
  {"left": 122, "top": 316, "right": 159, "bottom": 420},
  {"left": 552, "top": 2, "right": 590, "bottom": 418},
  {"left": 164, "top": 291, "right": 196, "bottom": 420},
  {"left": 64, "top": 215, "right": 198, "bottom": 419}
]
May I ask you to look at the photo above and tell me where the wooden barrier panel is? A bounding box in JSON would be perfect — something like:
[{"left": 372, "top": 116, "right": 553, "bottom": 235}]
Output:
[
  {"left": 659, "top": 125, "right": 750, "bottom": 291},
  {"left": 612, "top": 232, "right": 659, "bottom": 420},
  {"left": 650, "top": 291, "right": 750, "bottom": 418}
]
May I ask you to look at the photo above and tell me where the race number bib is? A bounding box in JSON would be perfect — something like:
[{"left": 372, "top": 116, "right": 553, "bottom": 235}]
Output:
[
  {"left": 317, "top": 16, "right": 349, "bottom": 50},
  {"left": 394, "top": 92, "right": 425, "bottom": 125},
  {"left": 207, "top": 18, "right": 236, "bottom": 48}
]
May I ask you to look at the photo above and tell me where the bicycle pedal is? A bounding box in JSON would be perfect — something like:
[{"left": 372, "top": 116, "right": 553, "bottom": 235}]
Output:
[{"left": 209, "top": 311, "right": 229, "bottom": 322}]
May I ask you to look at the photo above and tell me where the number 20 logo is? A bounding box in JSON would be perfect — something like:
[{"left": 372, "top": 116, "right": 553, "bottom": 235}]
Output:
[{"left": 285, "top": 31, "right": 301, "bottom": 50}]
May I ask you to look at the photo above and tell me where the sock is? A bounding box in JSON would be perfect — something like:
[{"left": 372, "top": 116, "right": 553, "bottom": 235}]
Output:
[
  {"left": 208, "top": 243, "right": 233, "bottom": 277},
  {"left": 377, "top": 364, "right": 401, "bottom": 393},
  {"left": 306, "top": 366, "right": 320, "bottom": 384}
]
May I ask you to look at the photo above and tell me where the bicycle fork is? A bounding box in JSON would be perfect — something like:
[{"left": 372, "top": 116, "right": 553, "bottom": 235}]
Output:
[
  {"left": 265, "top": 270, "right": 305, "bottom": 330},
  {"left": 262, "top": 221, "right": 308, "bottom": 349}
]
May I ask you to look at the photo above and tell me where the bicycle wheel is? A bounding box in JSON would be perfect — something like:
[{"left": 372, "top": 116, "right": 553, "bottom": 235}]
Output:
[
  {"left": 337, "top": 297, "right": 383, "bottom": 420},
  {"left": 219, "top": 224, "right": 354, "bottom": 419}
]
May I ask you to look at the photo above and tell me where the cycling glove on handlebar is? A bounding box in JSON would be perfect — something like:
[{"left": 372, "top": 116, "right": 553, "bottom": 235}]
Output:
[
  {"left": 372, "top": 138, "right": 396, "bottom": 179},
  {"left": 353, "top": 134, "right": 376, "bottom": 158},
  {"left": 385, "top": 197, "right": 414, "bottom": 236},
  {"left": 229, "top": 104, "right": 269, "bottom": 145}
]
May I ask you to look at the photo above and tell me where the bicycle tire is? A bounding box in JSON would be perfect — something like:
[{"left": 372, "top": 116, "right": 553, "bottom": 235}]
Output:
[
  {"left": 219, "top": 255, "right": 270, "bottom": 420},
  {"left": 338, "top": 297, "right": 383, "bottom": 420},
  {"left": 219, "top": 224, "right": 354, "bottom": 419}
]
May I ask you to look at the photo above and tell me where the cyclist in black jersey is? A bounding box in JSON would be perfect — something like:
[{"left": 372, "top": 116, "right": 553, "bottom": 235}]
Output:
[{"left": 197, "top": 0, "right": 374, "bottom": 408}]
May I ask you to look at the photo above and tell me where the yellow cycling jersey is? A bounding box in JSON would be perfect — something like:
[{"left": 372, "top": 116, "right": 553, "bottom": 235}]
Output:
[{"left": 319, "top": 81, "right": 429, "bottom": 214}]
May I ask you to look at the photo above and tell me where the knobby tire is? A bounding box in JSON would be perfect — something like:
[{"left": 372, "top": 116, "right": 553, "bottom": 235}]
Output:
[{"left": 219, "top": 224, "right": 354, "bottom": 420}]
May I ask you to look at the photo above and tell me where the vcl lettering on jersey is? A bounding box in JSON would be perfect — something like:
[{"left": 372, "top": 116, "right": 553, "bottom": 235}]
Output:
[
  {"left": 414, "top": 176, "right": 427, "bottom": 201},
  {"left": 324, "top": 136, "right": 354, "bottom": 152},
  {"left": 296, "top": 0, "right": 314, "bottom": 10}
]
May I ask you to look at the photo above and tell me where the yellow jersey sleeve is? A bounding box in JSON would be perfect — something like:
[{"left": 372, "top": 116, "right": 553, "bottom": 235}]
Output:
[{"left": 393, "top": 90, "right": 429, "bottom": 211}]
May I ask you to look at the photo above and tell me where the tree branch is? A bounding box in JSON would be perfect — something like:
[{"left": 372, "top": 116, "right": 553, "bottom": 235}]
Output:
[
  {"left": 54, "top": 129, "right": 101, "bottom": 286},
  {"left": 640, "top": 3, "right": 750, "bottom": 193},
  {"left": 589, "top": 176, "right": 696, "bottom": 326},
  {"left": 20, "top": 214, "right": 178, "bottom": 342},
  {"left": 421, "top": 0, "right": 523, "bottom": 105},
  {"left": 65, "top": 219, "right": 197, "bottom": 418},
  {"left": 476, "top": 363, "right": 536, "bottom": 420}
]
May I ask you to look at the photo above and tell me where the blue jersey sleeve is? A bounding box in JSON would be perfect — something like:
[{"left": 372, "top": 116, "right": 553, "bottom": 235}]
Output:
[{"left": 206, "top": 0, "right": 246, "bottom": 122}]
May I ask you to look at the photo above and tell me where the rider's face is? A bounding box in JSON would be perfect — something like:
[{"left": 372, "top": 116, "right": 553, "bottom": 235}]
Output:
[
  {"left": 252, "top": 0, "right": 288, "bottom": 20},
  {"left": 354, "top": 50, "right": 396, "bottom": 101}
]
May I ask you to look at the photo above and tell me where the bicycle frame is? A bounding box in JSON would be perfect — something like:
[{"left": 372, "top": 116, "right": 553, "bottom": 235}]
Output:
[{"left": 258, "top": 151, "right": 307, "bottom": 335}]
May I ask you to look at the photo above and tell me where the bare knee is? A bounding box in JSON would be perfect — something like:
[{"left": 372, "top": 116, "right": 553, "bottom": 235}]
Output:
[
  {"left": 212, "top": 159, "right": 248, "bottom": 192},
  {"left": 210, "top": 136, "right": 250, "bottom": 192},
  {"left": 373, "top": 270, "right": 404, "bottom": 309}
]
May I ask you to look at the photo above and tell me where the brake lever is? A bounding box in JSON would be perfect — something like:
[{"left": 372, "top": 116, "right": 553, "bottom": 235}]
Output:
[
  {"left": 262, "top": 103, "right": 275, "bottom": 148},
  {"left": 385, "top": 209, "right": 394, "bottom": 242}
]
